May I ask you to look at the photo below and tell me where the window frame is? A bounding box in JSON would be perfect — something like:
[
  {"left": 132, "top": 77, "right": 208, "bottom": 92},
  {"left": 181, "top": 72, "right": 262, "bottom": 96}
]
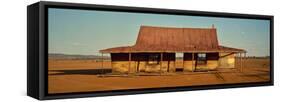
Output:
[
  {"left": 197, "top": 53, "right": 207, "bottom": 65},
  {"left": 147, "top": 54, "right": 160, "bottom": 65}
]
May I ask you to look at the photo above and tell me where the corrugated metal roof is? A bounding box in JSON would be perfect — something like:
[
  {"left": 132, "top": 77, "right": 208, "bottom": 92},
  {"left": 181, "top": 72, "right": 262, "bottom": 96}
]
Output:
[{"left": 100, "top": 26, "right": 246, "bottom": 53}]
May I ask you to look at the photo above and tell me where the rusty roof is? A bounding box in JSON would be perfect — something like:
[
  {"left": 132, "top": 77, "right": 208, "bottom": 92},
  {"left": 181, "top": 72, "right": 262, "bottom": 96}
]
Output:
[{"left": 100, "top": 26, "right": 246, "bottom": 53}]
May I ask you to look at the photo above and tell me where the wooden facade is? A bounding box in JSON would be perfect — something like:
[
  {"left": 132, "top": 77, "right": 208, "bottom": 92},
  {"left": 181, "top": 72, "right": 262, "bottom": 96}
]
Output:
[
  {"left": 109, "top": 52, "right": 239, "bottom": 73},
  {"left": 110, "top": 53, "right": 175, "bottom": 73},
  {"left": 100, "top": 26, "right": 246, "bottom": 74}
]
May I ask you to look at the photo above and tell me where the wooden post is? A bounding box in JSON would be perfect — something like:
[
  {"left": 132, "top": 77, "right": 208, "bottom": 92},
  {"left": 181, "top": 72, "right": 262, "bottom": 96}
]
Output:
[
  {"left": 101, "top": 53, "right": 103, "bottom": 68},
  {"left": 128, "top": 53, "right": 131, "bottom": 74},
  {"left": 172, "top": 53, "right": 177, "bottom": 72},
  {"left": 242, "top": 52, "right": 246, "bottom": 72},
  {"left": 238, "top": 53, "right": 240, "bottom": 71},
  {"left": 101, "top": 53, "right": 104, "bottom": 74},
  {"left": 241, "top": 53, "right": 243, "bottom": 72},
  {"left": 182, "top": 53, "right": 184, "bottom": 71},
  {"left": 137, "top": 60, "right": 140, "bottom": 73},
  {"left": 192, "top": 53, "right": 194, "bottom": 72},
  {"left": 240, "top": 53, "right": 242, "bottom": 72},
  {"left": 167, "top": 60, "right": 170, "bottom": 72},
  {"left": 160, "top": 53, "right": 163, "bottom": 74}
]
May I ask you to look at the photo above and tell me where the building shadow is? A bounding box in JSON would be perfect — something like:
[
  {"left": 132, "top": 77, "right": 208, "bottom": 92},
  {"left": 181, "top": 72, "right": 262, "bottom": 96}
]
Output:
[
  {"left": 49, "top": 68, "right": 112, "bottom": 76},
  {"left": 254, "top": 69, "right": 270, "bottom": 73},
  {"left": 239, "top": 73, "right": 269, "bottom": 80}
]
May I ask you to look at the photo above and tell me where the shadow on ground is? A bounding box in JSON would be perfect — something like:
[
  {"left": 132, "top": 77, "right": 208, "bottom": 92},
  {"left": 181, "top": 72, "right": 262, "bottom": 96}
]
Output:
[
  {"left": 239, "top": 73, "right": 269, "bottom": 80},
  {"left": 49, "top": 68, "right": 112, "bottom": 76}
]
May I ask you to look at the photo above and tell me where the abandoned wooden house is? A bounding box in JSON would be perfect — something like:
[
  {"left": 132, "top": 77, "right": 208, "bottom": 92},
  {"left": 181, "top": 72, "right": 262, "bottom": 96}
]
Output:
[{"left": 100, "top": 25, "right": 246, "bottom": 73}]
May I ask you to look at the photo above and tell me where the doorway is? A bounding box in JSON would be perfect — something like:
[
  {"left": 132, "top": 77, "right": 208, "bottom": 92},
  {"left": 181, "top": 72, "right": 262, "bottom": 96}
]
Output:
[{"left": 176, "top": 53, "right": 184, "bottom": 72}]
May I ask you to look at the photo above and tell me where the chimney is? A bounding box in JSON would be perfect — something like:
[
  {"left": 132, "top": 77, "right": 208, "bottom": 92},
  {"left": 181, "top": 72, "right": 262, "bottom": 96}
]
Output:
[{"left": 211, "top": 24, "right": 215, "bottom": 29}]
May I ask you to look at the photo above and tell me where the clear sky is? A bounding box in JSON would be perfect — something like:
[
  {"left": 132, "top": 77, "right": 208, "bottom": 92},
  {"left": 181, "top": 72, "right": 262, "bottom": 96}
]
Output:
[{"left": 48, "top": 8, "right": 270, "bottom": 57}]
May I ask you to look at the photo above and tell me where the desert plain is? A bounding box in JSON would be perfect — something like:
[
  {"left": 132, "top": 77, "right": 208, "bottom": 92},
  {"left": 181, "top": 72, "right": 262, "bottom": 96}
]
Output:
[{"left": 48, "top": 57, "right": 270, "bottom": 94}]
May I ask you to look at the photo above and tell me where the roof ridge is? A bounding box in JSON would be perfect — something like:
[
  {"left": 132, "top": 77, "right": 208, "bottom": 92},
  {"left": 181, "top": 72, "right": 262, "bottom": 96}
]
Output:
[{"left": 140, "top": 25, "right": 216, "bottom": 30}]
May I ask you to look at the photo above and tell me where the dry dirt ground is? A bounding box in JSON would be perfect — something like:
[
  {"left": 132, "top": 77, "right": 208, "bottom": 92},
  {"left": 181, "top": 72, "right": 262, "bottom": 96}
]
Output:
[{"left": 48, "top": 58, "right": 270, "bottom": 94}]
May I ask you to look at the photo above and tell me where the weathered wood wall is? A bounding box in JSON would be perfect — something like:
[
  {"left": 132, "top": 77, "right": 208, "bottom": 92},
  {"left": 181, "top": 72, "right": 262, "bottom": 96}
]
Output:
[
  {"left": 218, "top": 52, "right": 235, "bottom": 68},
  {"left": 183, "top": 53, "right": 195, "bottom": 71},
  {"left": 183, "top": 53, "right": 219, "bottom": 71},
  {"left": 110, "top": 52, "right": 236, "bottom": 73},
  {"left": 111, "top": 53, "right": 176, "bottom": 73}
]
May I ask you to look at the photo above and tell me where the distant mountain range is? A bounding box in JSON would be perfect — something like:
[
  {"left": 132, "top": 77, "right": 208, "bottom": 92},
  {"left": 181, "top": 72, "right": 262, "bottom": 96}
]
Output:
[
  {"left": 48, "top": 53, "right": 110, "bottom": 60},
  {"left": 49, "top": 53, "right": 184, "bottom": 60},
  {"left": 49, "top": 53, "right": 269, "bottom": 60}
]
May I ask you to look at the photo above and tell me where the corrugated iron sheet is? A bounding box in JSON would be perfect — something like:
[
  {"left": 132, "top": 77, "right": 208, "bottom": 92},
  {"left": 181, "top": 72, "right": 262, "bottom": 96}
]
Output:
[{"left": 100, "top": 26, "right": 245, "bottom": 53}]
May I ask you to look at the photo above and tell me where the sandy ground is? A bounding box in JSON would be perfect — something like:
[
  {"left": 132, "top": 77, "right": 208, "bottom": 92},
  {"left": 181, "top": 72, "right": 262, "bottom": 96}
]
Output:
[{"left": 48, "top": 58, "right": 270, "bottom": 94}]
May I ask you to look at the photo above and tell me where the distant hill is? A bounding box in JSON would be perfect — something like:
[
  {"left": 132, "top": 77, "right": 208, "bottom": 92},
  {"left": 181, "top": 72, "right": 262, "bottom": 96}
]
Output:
[
  {"left": 49, "top": 53, "right": 270, "bottom": 60},
  {"left": 48, "top": 53, "right": 110, "bottom": 60}
]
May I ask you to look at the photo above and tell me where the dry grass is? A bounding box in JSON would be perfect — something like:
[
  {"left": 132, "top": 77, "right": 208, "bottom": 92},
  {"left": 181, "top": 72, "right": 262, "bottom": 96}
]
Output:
[{"left": 48, "top": 58, "right": 270, "bottom": 94}]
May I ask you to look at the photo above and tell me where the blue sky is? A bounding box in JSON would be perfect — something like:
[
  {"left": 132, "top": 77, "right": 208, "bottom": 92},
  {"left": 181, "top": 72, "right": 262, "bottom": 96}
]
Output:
[{"left": 48, "top": 8, "right": 270, "bottom": 56}]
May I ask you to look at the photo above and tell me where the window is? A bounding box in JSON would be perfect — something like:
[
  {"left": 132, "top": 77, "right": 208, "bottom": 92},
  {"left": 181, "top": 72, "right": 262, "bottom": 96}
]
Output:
[
  {"left": 148, "top": 54, "right": 160, "bottom": 65},
  {"left": 197, "top": 53, "right": 207, "bottom": 65}
]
